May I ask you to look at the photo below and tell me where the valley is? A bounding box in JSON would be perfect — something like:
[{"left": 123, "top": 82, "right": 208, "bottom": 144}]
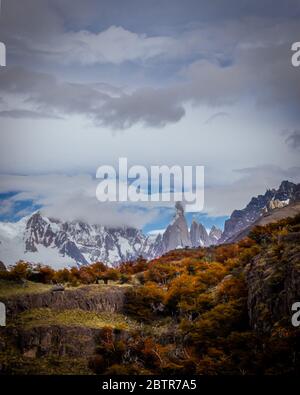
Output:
[{"left": 0, "top": 210, "right": 300, "bottom": 374}]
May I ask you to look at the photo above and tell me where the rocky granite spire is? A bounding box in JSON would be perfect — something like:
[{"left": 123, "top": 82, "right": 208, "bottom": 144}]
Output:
[
  {"left": 209, "top": 225, "right": 222, "bottom": 245},
  {"left": 161, "top": 202, "right": 192, "bottom": 253},
  {"left": 190, "top": 220, "right": 210, "bottom": 247}
]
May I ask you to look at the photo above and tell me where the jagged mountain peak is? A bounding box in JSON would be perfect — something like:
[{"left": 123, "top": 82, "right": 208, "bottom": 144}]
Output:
[
  {"left": 190, "top": 220, "right": 209, "bottom": 247},
  {"left": 209, "top": 226, "right": 222, "bottom": 244},
  {"left": 0, "top": 203, "right": 224, "bottom": 268},
  {"left": 162, "top": 202, "right": 191, "bottom": 252},
  {"left": 220, "top": 180, "right": 300, "bottom": 243},
  {"left": 0, "top": 212, "right": 154, "bottom": 269}
]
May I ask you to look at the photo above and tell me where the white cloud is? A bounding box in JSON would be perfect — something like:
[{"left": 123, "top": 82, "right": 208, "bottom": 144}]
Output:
[
  {"left": 0, "top": 1, "right": 299, "bottom": 226},
  {"left": 0, "top": 174, "right": 159, "bottom": 227},
  {"left": 204, "top": 165, "right": 300, "bottom": 216},
  {"left": 59, "top": 26, "right": 176, "bottom": 65},
  {"left": 0, "top": 166, "right": 299, "bottom": 227},
  {"left": 147, "top": 229, "right": 165, "bottom": 236}
]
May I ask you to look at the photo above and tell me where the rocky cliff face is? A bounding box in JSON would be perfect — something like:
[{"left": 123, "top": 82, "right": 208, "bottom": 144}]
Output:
[
  {"left": 4, "top": 325, "right": 101, "bottom": 360},
  {"left": 0, "top": 284, "right": 131, "bottom": 373},
  {"left": 208, "top": 226, "right": 222, "bottom": 245},
  {"left": 220, "top": 181, "right": 300, "bottom": 243},
  {"left": 190, "top": 220, "right": 210, "bottom": 247},
  {"left": 246, "top": 224, "right": 300, "bottom": 333},
  {"left": 3, "top": 285, "right": 126, "bottom": 318}
]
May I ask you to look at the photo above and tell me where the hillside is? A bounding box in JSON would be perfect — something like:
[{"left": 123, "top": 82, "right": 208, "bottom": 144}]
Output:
[
  {"left": 220, "top": 180, "right": 300, "bottom": 243},
  {"left": 0, "top": 214, "right": 299, "bottom": 375},
  {"left": 226, "top": 201, "right": 300, "bottom": 243}
]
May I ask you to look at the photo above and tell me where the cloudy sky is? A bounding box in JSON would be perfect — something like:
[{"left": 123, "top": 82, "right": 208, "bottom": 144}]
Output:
[{"left": 0, "top": 0, "right": 299, "bottom": 231}]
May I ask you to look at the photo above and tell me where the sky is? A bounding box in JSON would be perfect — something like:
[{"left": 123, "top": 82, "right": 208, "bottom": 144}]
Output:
[{"left": 0, "top": 0, "right": 300, "bottom": 232}]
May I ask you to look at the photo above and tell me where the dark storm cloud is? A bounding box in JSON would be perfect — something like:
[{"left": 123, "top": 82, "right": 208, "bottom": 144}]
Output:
[
  {"left": 0, "top": 0, "right": 299, "bottom": 228},
  {"left": 0, "top": 34, "right": 299, "bottom": 129},
  {"left": 1, "top": 1, "right": 299, "bottom": 65},
  {"left": 0, "top": 67, "right": 108, "bottom": 117},
  {"left": 99, "top": 88, "right": 185, "bottom": 128},
  {"left": 0, "top": 109, "right": 63, "bottom": 120},
  {"left": 286, "top": 130, "right": 300, "bottom": 150},
  {"left": 0, "top": 0, "right": 300, "bottom": 128},
  {"left": 3, "top": 0, "right": 299, "bottom": 35},
  {"left": 0, "top": 67, "right": 185, "bottom": 128}
]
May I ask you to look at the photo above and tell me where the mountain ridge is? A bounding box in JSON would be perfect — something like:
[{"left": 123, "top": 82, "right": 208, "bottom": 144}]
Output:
[
  {"left": 0, "top": 205, "right": 220, "bottom": 268},
  {"left": 219, "top": 180, "right": 300, "bottom": 243},
  {"left": 1, "top": 180, "right": 298, "bottom": 268},
  {"left": 225, "top": 201, "right": 300, "bottom": 243}
]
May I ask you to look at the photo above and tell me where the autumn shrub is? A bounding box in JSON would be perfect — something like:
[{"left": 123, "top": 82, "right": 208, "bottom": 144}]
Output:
[
  {"left": 165, "top": 274, "right": 197, "bottom": 315},
  {"left": 214, "top": 274, "right": 247, "bottom": 303},
  {"left": 53, "top": 268, "right": 72, "bottom": 284},
  {"left": 124, "top": 282, "right": 165, "bottom": 322},
  {"left": 78, "top": 266, "right": 96, "bottom": 284},
  {"left": 144, "top": 261, "right": 180, "bottom": 285},
  {"left": 28, "top": 264, "right": 55, "bottom": 284},
  {"left": 9, "top": 261, "right": 31, "bottom": 281},
  {"left": 100, "top": 268, "right": 120, "bottom": 284},
  {"left": 214, "top": 244, "right": 240, "bottom": 263}
]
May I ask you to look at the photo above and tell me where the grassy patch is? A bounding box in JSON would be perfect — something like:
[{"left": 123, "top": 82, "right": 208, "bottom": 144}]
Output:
[
  {"left": 0, "top": 279, "right": 131, "bottom": 299},
  {"left": 0, "top": 280, "right": 52, "bottom": 298},
  {"left": 81, "top": 282, "right": 132, "bottom": 295},
  {"left": 12, "top": 307, "right": 139, "bottom": 331}
]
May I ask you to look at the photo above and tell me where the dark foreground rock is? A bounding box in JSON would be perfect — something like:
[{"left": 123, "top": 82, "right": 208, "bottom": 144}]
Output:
[
  {"left": 246, "top": 232, "right": 300, "bottom": 333},
  {"left": 3, "top": 325, "right": 129, "bottom": 359}
]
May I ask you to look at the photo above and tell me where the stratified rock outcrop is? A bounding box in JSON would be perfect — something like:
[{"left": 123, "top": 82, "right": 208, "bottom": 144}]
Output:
[{"left": 3, "top": 286, "right": 126, "bottom": 318}]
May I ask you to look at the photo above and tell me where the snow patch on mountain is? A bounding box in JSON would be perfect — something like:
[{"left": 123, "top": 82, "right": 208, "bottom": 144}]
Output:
[{"left": 0, "top": 204, "right": 222, "bottom": 269}]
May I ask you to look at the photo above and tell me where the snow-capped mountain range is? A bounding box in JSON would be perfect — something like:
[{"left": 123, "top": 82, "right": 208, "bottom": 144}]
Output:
[
  {"left": 0, "top": 204, "right": 221, "bottom": 269},
  {"left": 1, "top": 180, "right": 297, "bottom": 269},
  {"left": 0, "top": 212, "right": 155, "bottom": 269}
]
